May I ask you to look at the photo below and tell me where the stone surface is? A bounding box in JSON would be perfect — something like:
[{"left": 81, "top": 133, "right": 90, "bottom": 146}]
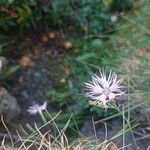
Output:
[
  {"left": 0, "top": 87, "right": 21, "bottom": 121},
  {"left": 0, "top": 56, "right": 9, "bottom": 72}
]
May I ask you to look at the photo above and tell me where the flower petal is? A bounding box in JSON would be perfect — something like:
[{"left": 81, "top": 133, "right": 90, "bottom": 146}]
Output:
[{"left": 108, "top": 93, "right": 116, "bottom": 100}]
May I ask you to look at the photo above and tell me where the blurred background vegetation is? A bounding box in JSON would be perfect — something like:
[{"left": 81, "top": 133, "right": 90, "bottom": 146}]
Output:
[
  {"left": 0, "top": 0, "right": 149, "bottom": 143},
  {"left": 0, "top": 0, "right": 132, "bottom": 30}
]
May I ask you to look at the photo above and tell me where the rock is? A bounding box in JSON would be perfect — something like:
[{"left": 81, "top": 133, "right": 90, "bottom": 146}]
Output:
[
  {"left": 19, "top": 56, "right": 34, "bottom": 68},
  {"left": 42, "top": 68, "right": 46, "bottom": 73},
  {"left": 21, "top": 91, "right": 29, "bottom": 99},
  {"left": 34, "top": 72, "right": 41, "bottom": 78},
  {"left": 63, "top": 41, "right": 72, "bottom": 50},
  {"left": 0, "top": 56, "right": 9, "bottom": 72},
  {"left": 0, "top": 87, "right": 21, "bottom": 121}
]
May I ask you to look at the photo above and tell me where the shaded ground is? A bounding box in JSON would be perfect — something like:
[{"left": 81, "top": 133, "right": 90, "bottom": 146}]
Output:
[
  {"left": 9, "top": 56, "right": 55, "bottom": 124},
  {"left": 0, "top": 29, "right": 76, "bottom": 132},
  {"left": 81, "top": 118, "right": 150, "bottom": 149},
  {"left": 1, "top": 32, "right": 62, "bottom": 128}
]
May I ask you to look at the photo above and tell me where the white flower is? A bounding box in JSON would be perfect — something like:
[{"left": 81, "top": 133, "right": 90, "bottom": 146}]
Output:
[
  {"left": 84, "top": 69, "right": 124, "bottom": 108},
  {"left": 111, "top": 14, "right": 118, "bottom": 23},
  {"left": 27, "top": 101, "right": 47, "bottom": 115}
]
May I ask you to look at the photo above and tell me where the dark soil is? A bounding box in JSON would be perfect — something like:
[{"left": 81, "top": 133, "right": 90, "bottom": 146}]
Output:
[
  {"left": 0, "top": 32, "right": 64, "bottom": 131},
  {"left": 81, "top": 118, "right": 150, "bottom": 149}
]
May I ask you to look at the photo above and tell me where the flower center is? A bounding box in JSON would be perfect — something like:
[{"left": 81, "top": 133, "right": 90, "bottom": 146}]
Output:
[{"left": 102, "top": 87, "right": 110, "bottom": 96}]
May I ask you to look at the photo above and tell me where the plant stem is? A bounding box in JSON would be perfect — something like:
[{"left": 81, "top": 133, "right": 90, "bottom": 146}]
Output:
[{"left": 123, "top": 104, "right": 125, "bottom": 150}]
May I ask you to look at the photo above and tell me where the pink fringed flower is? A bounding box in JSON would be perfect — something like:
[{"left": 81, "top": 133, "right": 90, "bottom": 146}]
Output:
[{"left": 84, "top": 69, "right": 124, "bottom": 108}]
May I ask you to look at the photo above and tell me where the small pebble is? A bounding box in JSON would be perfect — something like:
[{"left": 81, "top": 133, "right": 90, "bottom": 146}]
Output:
[
  {"left": 22, "top": 91, "right": 29, "bottom": 98},
  {"left": 34, "top": 72, "right": 41, "bottom": 78},
  {"left": 42, "top": 69, "right": 47, "bottom": 73}
]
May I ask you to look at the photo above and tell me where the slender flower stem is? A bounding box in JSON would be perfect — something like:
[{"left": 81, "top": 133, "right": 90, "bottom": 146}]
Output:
[
  {"left": 39, "top": 111, "right": 47, "bottom": 124},
  {"left": 122, "top": 104, "right": 125, "bottom": 150}
]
